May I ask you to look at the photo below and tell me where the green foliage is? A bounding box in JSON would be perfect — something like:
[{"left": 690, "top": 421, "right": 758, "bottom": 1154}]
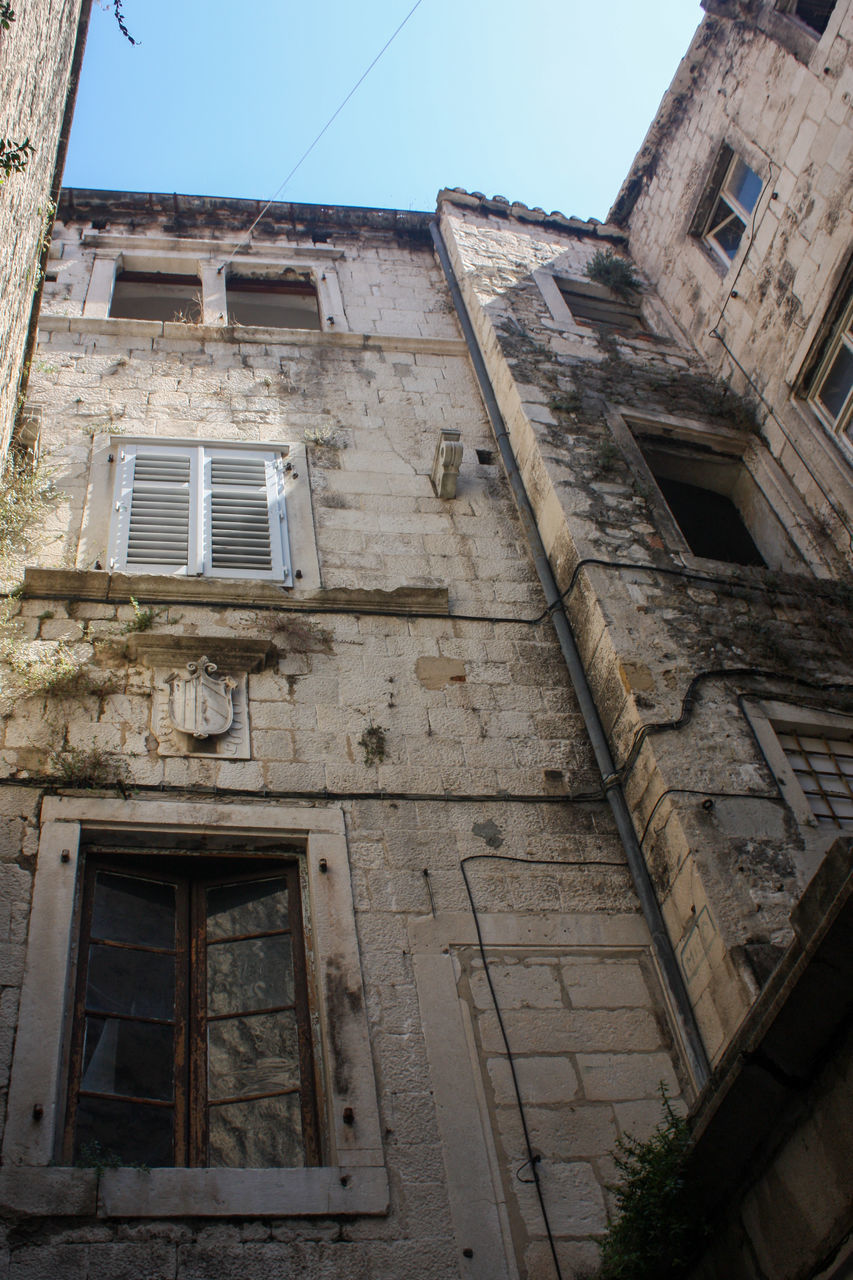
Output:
[
  {"left": 50, "top": 744, "right": 128, "bottom": 790},
  {"left": 0, "top": 637, "right": 101, "bottom": 700},
  {"left": 585, "top": 248, "right": 641, "bottom": 299},
  {"left": 0, "top": 455, "right": 60, "bottom": 560},
  {"left": 0, "top": 4, "right": 16, "bottom": 30},
  {"left": 358, "top": 720, "right": 387, "bottom": 767},
  {"left": 122, "top": 597, "right": 162, "bottom": 634},
  {"left": 0, "top": 135, "right": 33, "bottom": 183},
  {"left": 596, "top": 1086, "right": 700, "bottom": 1280},
  {"left": 75, "top": 1140, "right": 122, "bottom": 1173}
]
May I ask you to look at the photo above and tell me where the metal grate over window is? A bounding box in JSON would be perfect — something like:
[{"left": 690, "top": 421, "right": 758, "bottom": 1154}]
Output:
[{"left": 776, "top": 729, "right": 853, "bottom": 827}]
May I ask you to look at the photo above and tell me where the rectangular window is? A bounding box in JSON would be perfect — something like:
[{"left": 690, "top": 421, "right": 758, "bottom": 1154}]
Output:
[
  {"left": 556, "top": 280, "right": 645, "bottom": 334},
  {"left": 804, "top": 278, "right": 853, "bottom": 449},
  {"left": 65, "top": 855, "right": 320, "bottom": 1169},
  {"left": 108, "top": 443, "right": 292, "bottom": 582},
  {"left": 775, "top": 726, "right": 853, "bottom": 828},
  {"left": 697, "top": 148, "right": 763, "bottom": 266},
  {"left": 109, "top": 272, "right": 203, "bottom": 324},
  {"left": 226, "top": 276, "right": 321, "bottom": 330},
  {"left": 745, "top": 701, "right": 853, "bottom": 835},
  {"left": 776, "top": 0, "right": 836, "bottom": 34}
]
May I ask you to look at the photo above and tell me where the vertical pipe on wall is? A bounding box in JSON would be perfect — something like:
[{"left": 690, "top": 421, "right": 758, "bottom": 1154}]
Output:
[{"left": 430, "top": 217, "right": 711, "bottom": 1090}]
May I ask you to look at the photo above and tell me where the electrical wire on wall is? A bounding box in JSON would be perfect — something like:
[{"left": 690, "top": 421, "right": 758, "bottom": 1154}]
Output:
[{"left": 459, "top": 853, "right": 632, "bottom": 1280}]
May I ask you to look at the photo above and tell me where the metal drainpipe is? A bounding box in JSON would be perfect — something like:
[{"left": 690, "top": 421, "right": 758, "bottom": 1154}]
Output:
[{"left": 430, "top": 219, "right": 710, "bottom": 1089}]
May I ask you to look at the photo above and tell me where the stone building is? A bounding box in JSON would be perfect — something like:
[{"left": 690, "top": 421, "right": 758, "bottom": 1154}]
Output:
[
  {"left": 0, "top": 2, "right": 852, "bottom": 1279},
  {"left": 0, "top": 0, "right": 91, "bottom": 459}
]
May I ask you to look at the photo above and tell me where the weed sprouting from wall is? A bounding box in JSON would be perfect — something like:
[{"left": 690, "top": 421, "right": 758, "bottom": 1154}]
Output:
[
  {"left": 585, "top": 249, "right": 641, "bottom": 299},
  {"left": 358, "top": 720, "right": 387, "bottom": 767},
  {"left": 0, "top": 455, "right": 60, "bottom": 559},
  {"left": 122, "top": 597, "right": 163, "bottom": 634},
  {"left": 50, "top": 745, "right": 128, "bottom": 791},
  {"left": 594, "top": 1085, "right": 703, "bottom": 1280}
]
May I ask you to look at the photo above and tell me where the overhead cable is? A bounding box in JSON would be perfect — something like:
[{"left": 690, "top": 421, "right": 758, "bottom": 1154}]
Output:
[{"left": 219, "top": 0, "right": 426, "bottom": 273}]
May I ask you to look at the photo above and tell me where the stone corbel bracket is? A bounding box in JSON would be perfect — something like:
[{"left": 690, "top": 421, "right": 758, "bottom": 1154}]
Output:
[
  {"left": 116, "top": 634, "right": 279, "bottom": 672},
  {"left": 430, "top": 428, "right": 463, "bottom": 499}
]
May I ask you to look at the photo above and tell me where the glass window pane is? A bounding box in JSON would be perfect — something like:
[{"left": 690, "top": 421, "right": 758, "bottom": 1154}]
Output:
[
  {"left": 208, "top": 1093, "right": 304, "bottom": 1168},
  {"left": 726, "top": 157, "right": 762, "bottom": 214},
  {"left": 82, "top": 1016, "right": 174, "bottom": 1101},
  {"left": 91, "top": 872, "right": 175, "bottom": 949},
  {"left": 74, "top": 1096, "right": 174, "bottom": 1167},
  {"left": 206, "top": 934, "right": 294, "bottom": 1016},
  {"left": 87, "top": 945, "right": 175, "bottom": 1020},
  {"left": 817, "top": 342, "right": 853, "bottom": 421},
  {"left": 208, "top": 1010, "right": 301, "bottom": 1101},
  {"left": 206, "top": 876, "right": 289, "bottom": 940},
  {"left": 709, "top": 202, "right": 746, "bottom": 259}
]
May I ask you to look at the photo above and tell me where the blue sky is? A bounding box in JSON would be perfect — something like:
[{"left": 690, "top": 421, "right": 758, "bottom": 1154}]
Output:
[{"left": 65, "top": 1, "right": 703, "bottom": 221}]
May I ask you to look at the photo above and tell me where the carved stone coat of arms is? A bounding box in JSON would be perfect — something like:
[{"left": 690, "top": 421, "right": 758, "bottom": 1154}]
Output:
[
  {"left": 151, "top": 655, "right": 250, "bottom": 758},
  {"left": 166, "top": 656, "right": 236, "bottom": 739}
]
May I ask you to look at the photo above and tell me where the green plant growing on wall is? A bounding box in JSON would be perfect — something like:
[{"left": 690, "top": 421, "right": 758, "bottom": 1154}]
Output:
[
  {"left": 595, "top": 1085, "right": 702, "bottom": 1279},
  {"left": 0, "top": 621, "right": 108, "bottom": 703},
  {"left": 122, "top": 597, "right": 163, "bottom": 634},
  {"left": 0, "top": 136, "right": 33, "bottom": 183},
  {"left": 0, "top": 4, "right": 16, "bottom": 30},
  {"left": 50, "top": 744, "right": 128, "bottom": 790},
  {"left": 358, "top": 720, "right": 387, "bottom": 767},
  {"left": 0, "top": 454, "right": 60, "bottom": 560},
  {"left": 585, "top": 248, "right": 641, "bottom": 299}
]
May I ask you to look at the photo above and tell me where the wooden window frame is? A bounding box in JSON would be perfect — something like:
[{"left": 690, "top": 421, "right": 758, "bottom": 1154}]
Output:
[
  {"left": 64, "top": 855, "right": 321, "bottom": 1170},
  {"left": 1, "top": 799, "right": 387, "bottom": 1218},
  {"left": 806, "top": 286, "right": 853, "bottom": 449},
  {"left": 700, "top": 150, "right": 763, "bottom": 267}
]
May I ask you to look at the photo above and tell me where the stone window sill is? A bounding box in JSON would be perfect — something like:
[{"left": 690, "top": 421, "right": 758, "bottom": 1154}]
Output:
[{"left": 0, "top": 1166, "right": 389, "bottom": 1218}]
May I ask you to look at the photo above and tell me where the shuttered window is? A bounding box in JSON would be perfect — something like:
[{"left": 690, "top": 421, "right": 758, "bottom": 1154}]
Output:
[{"left": 109, "top": 444, "right": 291, "bottom": 582}]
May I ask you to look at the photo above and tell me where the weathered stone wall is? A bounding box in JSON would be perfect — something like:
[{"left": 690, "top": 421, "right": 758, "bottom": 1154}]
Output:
[
  {"left": 0, "top": 0, "right": 87, "bottom": 461},
  {"left": 614, "top": 2, "right": 853, "bottom": 567},
  {"left": 0, "top": 197, "right": 693, "bottom": 1279},
  {"left": 438, "top": 193, "right": 853, "bottom": 1063}
]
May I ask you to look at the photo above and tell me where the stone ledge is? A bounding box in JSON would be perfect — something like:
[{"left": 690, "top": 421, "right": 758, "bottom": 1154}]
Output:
[
  {"left": 0, "top": 1166, "right": 389, "bottom": 1218},
  {"left": 22, "top": 568, "right": 450, "bottom": 616},
  {"left": 36, "top": 312, "right": 467, "bottom": 356}
]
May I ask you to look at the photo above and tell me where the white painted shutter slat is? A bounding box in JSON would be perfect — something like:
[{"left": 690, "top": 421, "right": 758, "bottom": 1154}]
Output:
[
  {"left": 126, "top": 451, "right": 192, "bottom": 569},
  {"left": 205, "top": 452, "right": 286, "bottom": 579}
]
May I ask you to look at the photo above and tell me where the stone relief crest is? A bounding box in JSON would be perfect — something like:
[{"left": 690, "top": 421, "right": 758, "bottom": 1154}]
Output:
[
  {"left": 151, "top": 655, "right": 250, "bottom": 759},
  {"left": 166, "top": 655, "right": 236, "bottom": 739}
]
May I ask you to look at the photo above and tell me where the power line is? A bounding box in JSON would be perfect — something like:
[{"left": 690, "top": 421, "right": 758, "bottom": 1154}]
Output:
[{"left": 219, "top": 0, "right": 426, "bottom": 273}]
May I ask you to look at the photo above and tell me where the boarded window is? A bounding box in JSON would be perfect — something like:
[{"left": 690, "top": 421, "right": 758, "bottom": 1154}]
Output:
[
  {"left": 64, "top": 856, "right": 320, "bottom": 1168},
  {"left": 226, "top": 277, "right": 321, "bottom": 330},
  {"left": 109, "top": 272, "right": 203, "bottom": 323}
]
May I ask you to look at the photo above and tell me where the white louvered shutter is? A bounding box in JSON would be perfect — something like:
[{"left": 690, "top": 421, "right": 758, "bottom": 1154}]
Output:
[
  {"left": 109, "top": 444, "right": 199, "bottom": 574},
  {"left": 203, "top": 448, "right": 290, "bottom": 581}
]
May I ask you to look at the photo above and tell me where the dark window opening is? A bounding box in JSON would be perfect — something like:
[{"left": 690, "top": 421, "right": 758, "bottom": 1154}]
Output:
[
  {"left": 655, "top": 476, "right": 765, "bottom": 566},
  {"left": 476, "top": 448, "right": 495, "bottom": 465},
  {"left": 109, "top": 272, "right": 203, "bottom": 324},
  {"left": 64, "top": 853, "right": 320, "bottom": 1169},
  {"left": 557, "top": 281, "right": 644, "bottom": 334},
  {"left": 783, "top": 0, "right": 836, "bottom": 33},
  {"left": 226, "top": 277, "right": 321, "bottom": 330}
]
